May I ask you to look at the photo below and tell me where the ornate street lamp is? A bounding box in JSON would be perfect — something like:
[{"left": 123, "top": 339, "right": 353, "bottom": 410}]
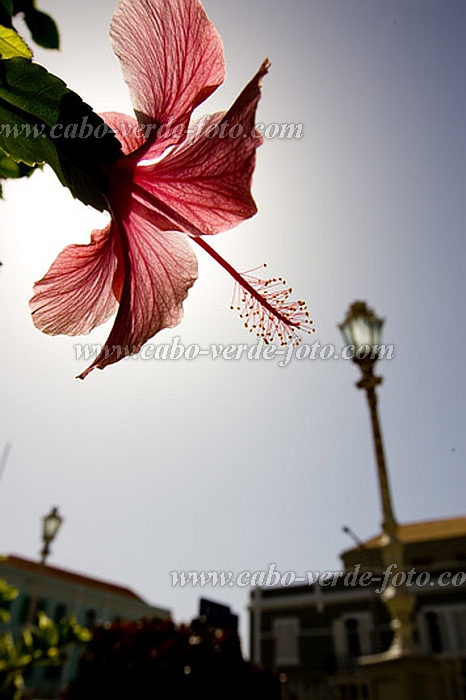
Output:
[
  {"left": 26, "top": 506, "right": 63, "bottom": 626},
  {"left": 40, "top": 506, "right": 63, "bottom": 564},
  {"left": 339, "top": 302, "right": 416, "bottom": 659},
  {"left": 339, "top": 302, "right": 397, "bottom": 541}
]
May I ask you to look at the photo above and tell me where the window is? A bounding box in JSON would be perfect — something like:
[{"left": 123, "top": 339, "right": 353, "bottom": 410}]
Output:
[
  {"left": 18, "top": 595, "right": 48, "bottom": 623},
  {"left": 451, "top": 607, "right": 466, "bottom": 651},
  {"left": 420, "top": 605, "right": 466, "bottom": 654},
  {"left": 426, "top": 611, "right": 443, "bottom": 653},
  {"left": 85, "top": 608, "right": 97, "bottom": 627},
  {"left": 345, "top": 618, "right": 362, "bottom": 658},
  {"left": 37, "top": 597, "right": 47, "bottom": 615},
  {"left": 53, "top": 603, "right": 67, "bottom": 623},
  {"left": 18, "top": 594, "right": 31, "bottom": 624},
  {"left": 333, "top": 612, "right": 373, "bottom": 672},
  {"left": 273, "top": 617, "right": 299, "bottom": 666}
]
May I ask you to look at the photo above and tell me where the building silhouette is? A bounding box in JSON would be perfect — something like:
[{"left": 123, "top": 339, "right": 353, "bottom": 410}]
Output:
[
  {"left": 0, "top": 554, "right": 170, "bottom": 697},
  {"left": 250, "top": 516, "right": 466, "bottom": 699}
]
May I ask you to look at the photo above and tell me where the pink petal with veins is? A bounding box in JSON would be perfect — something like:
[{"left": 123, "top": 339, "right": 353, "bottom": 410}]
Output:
[
  {"left": 30, "top": 224, "right": 118, "bottom": 336},
  {"left": 134, "top": 61, "right": 270, "bottom": 235},
  {"left": 101, "top": 112, "right": 145, "bottom": 155},
  {"left": 78, "top": 208, "right": 198, "bottom": 378},
  {"left": 110, "top": 0, "right": 225, "bottom": 148}
]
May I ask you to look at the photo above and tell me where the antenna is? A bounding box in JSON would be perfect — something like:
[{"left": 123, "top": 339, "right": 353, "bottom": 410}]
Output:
[
  {"left": 0, "top": 442, "right": 12, "bottom": 483},
  {"left": 342, "top": 524, "right": 365, "bottom": 549}
]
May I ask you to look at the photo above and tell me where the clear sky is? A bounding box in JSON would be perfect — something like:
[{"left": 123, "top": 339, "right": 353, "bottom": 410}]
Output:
[{"left": 0, "top": 0, "right": 464, "bottom": 655}]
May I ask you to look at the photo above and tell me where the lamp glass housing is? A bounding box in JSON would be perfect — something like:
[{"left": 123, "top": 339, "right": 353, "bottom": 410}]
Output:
[
  {"left": 42, "top": 507, "right": 63, "bottom": 543},
  {"left": 339, "top": 301, "right": 384, "bottom": 360}
]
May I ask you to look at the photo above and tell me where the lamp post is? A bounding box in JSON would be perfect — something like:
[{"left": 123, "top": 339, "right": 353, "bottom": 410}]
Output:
[
  {"left": 339, "top": 301, "right": 416, "bottom": 659},
  {"left": 343, "top": 524, "right": 382, "bottom": 654},
  {"left": 26, "top": 506, "right": 63, "bottom": 626}
]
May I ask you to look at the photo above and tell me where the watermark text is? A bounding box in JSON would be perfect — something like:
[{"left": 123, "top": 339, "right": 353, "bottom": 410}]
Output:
[
  {"left": 170, "top": 564, "right": 466, "bottom": 594},
  {"left": 74, "top": 338, "right": 394, "bottom": 367}
]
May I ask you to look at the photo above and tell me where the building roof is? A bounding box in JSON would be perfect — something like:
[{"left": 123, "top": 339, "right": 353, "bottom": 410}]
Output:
[
  {"left": 0, "top": 554, "right": 147, "bottom": 603},
  {"left": 355, "top": 516, "right": 466, "bottom": 550}
]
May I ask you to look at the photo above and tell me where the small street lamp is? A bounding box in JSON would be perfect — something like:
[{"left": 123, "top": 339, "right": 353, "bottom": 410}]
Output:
[
  {"left": 40, "top": 506, "right": 63, "bottom": 564},
  {"left": 339, "top": 301, "right": 416, "bottom": 658},
  {"left": 26, "top": 506, "right": 63, "bottom": 626}
]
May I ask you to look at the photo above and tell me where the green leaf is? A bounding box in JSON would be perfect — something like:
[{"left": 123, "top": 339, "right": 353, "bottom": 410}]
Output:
[
  {"left": 24, "top": 9, "right": 59, "bottom": 50},
  {"left": 36, "top": 612, "right": 59, "bottom": 647},
  {"left": 0, "top": 102, "right": 64, "bottom": 172},
  {"left": 0, "top": 57, "right": 122, "bottom": 210},
  {"left": 0, "top": 150, "right": 35, "bottom": 178},
  {"left": 0, "top": 0, "right": 13, "bottom": 21},
  {"left": 0, "top": 57, "right": 68, "bottom": 128},
  {"left": 0, "top": 25, "right": 32, "bottom": 59},
  {"left": 0, "top": 578, "right": 18, "bottom": 603}
]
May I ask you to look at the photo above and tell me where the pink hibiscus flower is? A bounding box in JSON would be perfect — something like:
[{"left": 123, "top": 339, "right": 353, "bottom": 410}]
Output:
[{"left": 30, "top": 0, "right": 313, "bottom": 379}]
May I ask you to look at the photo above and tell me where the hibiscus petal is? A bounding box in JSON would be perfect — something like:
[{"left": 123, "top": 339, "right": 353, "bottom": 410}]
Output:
[
  {"left": 78, "top": 211, "right": 198, "bottom": 378},
  {"left": 110, "top": 0, "right": 225, "bottom": 146},
  {"left": 132, "top": 60, "right": 270, "bottom": 236},
  {"left": 101, "top": 112, "right": 145, "bottom": 156},
  {"left": 30, "top": 224, "right": 118, "bottom": 336}
]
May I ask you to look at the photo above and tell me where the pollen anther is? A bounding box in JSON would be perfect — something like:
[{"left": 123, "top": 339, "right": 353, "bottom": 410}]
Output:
[{"left": 231, "top": 268, "right": 314, "bottom": 346}]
